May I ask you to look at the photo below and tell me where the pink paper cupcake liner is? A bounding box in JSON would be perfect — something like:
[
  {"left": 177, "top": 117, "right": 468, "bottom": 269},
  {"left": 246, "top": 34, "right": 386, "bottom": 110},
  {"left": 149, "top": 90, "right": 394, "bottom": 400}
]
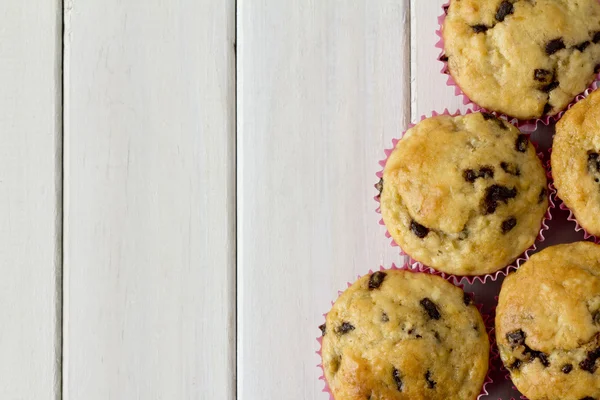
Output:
[
  {"left": 436, "top": 1, "right": 600, "bottom": 132},
  {"left": 374, "top": 109, "right": 554, "bottom": 285},
  {"left": 316, "top": 263, "right": 497, "bottom": 400},
  {"left": 546, "top": 150, "right": 600, "bottom": 243}
]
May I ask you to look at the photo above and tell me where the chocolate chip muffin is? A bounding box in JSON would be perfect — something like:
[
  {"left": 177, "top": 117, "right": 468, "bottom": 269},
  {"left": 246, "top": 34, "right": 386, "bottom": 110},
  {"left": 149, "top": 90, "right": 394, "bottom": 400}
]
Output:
[
  {"left": 496, "top": 242, "right": 600, "bottom": 400},
  {"left": 553, "top": 89, "right": 600, "bottom": 238},
  {"left": 443, "top": 0, "right": 600, "bottom": 120},
  {"left": 379, "top": 112, "right": 548, "bottom": 276},
  {"left": 320, "top": 269, "right": 489, "bottom": 400}
]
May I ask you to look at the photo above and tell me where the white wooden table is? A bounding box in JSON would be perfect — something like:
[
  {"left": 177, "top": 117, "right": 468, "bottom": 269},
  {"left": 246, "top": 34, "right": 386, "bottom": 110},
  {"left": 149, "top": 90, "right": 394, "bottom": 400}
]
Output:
[{"left": 0, "top": 1, "right": 586, "bottom": 399}]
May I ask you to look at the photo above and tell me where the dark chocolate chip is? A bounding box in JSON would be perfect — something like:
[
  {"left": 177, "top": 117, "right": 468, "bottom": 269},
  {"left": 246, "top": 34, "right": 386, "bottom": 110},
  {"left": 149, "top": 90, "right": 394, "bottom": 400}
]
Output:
[
  {"left": 464, "top": 169, "right": 478, "bottom": 183},
  {"left": 382, "top": 313, "right": 389, "bottom": 322},
  {"left": 500, "top": 162, "right": 520, "bottom": 176},
  {"left": 482, "top": 185, "right": 517, "bottom": 214},
  {"left": 594, "top": 31, "right": 600, "bottom": 44},
  {"left": 536, "top": 352, "right": 550, "bottom": 367},
  {"left": 501, "top": 217, "right": 517, "bottom": 234},
  {"left": 416, "top": 334, "right": 422, "bottom": 339},
  {"left": 479, "top": 166, "right": 495, "bottom": 178},
  {"left": 588, "top": 152, "right": 600, "bottom": 173},
  {"left": 482, "top": 112, "right": 508, "bottom": 129},
  {"left": 546, "top": 38, "right": 566, "bottom": 55},
  {"left": 562, "top": 364, "right": 573, "bottom": 374},
  {"left": 319, "top": 323, "right": 326, "bottom": 336},
  {"left": 538, "top": 188, "right": 547, "bottom": 204},
  {"left": 581, "top": 397, "right": 595, "bottom": 400},
  {"left": 543, "top": 103, "right": 553, "bottom": 115},
  {"left": 375, "top": 178, "right": 383, "bottom": 196},
  {"left": 507, "top": 329, "right": 526, "bottom": 347},
  {"left": 595, "top": 64, "right": 600, "bottom": 74},
  {"left": 496, "top": 0, "right": 514, "bottom": 21},
  {"left": 410, "top": 220, "right": 430, "bottom": 238},
  {"left": 576, "top": 41, "right": 591, "bottom": 52},
  {"left": 541, "top": 81, "right": 559, "bottom": 93},
  {"left": 393, "top": 367, "right": 403, "bottom": 392},
  {"left": 463, "top": 292, "right": 472, "bottom": 306},
  {"left": 425, "top": 370, "right": 436, "bottom": 389},
  {"left": 368, "top": 271, "right": 387, "bottom": 290},
  {"left": 443, "top": 5, "right": 449, "bottom": 15},
  {"left": 580, "top": 348, "right": 600, "bottom": 373},
  {"left": 440, "top": 54, "right": 449, "bottom": 62},
  {"left": 420, "top": 298, "right": 441, "bottom": 320},
  {"left": 472, "top": 24, "right": 489, "bottom": 33},
  {"left": 509, "top": 359, "right": 522, "bottom": 370},
  {"left": 534, "top": 69, "right": 553, "bottom": 83},
  {"left": 336, "top": 322, "right": 355, "bottom": 335},
  {"left": 516, "top": 134, "right": 529, "bottom": 152}
]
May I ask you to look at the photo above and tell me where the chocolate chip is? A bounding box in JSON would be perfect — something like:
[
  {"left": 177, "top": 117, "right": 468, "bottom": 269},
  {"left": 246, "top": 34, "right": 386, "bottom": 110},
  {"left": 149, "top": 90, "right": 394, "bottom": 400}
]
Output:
[
  {"left": 336, "top": 322, "right": 355, "bottom": 335},
  {"left": 479, "top": 166, "right": 494, "bottom": 178},
  {"left": 368, "top": 271, "right": 387, "bottom": 290},
  {"left": 425, "top": 370, "right": 436, "bottom": 389},
  {"left": 319, "top": 323, "right": 326, "bottom": 336},
  {"left": 463, "top": 293, "right": 472, "bottom": 306},
  {"left": 538, "top": 188, "right": 547, "bottom": 204},
  {"left": 440, "top": 54, "right": 448, "bottom": 62},
  {"left": 507, "top": 329, "right": 526, "bottom": 347},
  {"left": 534, "top": 69, "right": 553, "bottom": 83},
  {"left": 543, "top": 103, "right": 553, "bottom": 115},
  {"left": 393, "top": 367, "right": 403, "bottom": 392},
  {"left": 443, "top": 5, "right": 449, "bottom": 15},
  {"left": 536, "top": 352, "right": 550, "bottom": 367},
  {"left": 482, "top": 185, "right": 517, "bottom": 214},
  {"left": 546, "top": 38, "right": 565, "bottom": 55},
  {"left": 581, "top": 397, "right": 596, "bottom": 400},
  {"left": 464, "top": 169, "right": 478, "bottom": 183},
  {"left": 541, "top": 81, "right": 559, "bottom": 93},
  {"left": 382, "top": 313, "right": 389, "bottom": 322},
  {"left": 580, "top": 348, "right": 600, "bottom": 373},
  {"left": 496, "top": 0, "right": 514, "bottom": 21},
  {"left": 588, "top": 152, "right": 600, "bottom": 173},
  {"left": 516, "top": 134, "right": 529, "bottom": 152},
  {"left": 375, "top": 178, "right": 383, "bottom": 196},
  {"left": 576, "top": 41, "right": 591, "bottom": 52},
  {"left": 595, "top": 64, "right": 600, "bottom": 74},
  {"left": 472, "top": 24, "right": 489, "bottom": 33},
  {"left": 562, "top": 364, "right": 573, "bottom": 374},
  {"left": 500, "top": 162, "right": 520, "bottom": 176},
  {"left": 420, "top": 298, "right": 441, "bottom": 320},
  {"left": 501, "top": 217, "right": 517, "bottom": 233},
  {"left": 482, "top": 112, "right": 508, "bottom": 129},
  {"left": 594, "top": 31, "right": 600, "bottom": 44},
  {"left": 509, "top": 359, "right": 522, "bottom": 370},
  {"left": 410, "top": 220, "right": 430, "bottom": 238}
]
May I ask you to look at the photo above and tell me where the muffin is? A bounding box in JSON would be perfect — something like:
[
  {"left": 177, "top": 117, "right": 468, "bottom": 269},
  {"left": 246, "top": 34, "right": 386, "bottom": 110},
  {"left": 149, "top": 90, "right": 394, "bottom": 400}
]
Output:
[
  {"left": 496, "top": 242, "right": 600, "bottom": 400},
  {"left": 553, "top": 89, "right": 600, "bottom": 238},
  {"left": 320, "top": 269, "right": 489, "bottom": 400},
  {"left": 443, "top": 0, "right": 600, "bottom": 120},
  {"left": 379, "top": 112, "right": 548, "bottom": 276}
]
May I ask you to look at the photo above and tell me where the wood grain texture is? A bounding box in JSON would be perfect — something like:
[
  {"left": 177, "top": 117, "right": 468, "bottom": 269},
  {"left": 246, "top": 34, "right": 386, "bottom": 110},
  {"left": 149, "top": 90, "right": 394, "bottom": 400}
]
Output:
[
  {"left": 411, "top": 0, "right": 470, "bottom": 118},
  {"left": 63, "top": 1, "right": 236, "bottom": 398},
  {"left": 0, "top": 1, "right": 62, "bottom": 398},
  {"left": 237, "top": 1, "right": 410, "bottom": 398}
]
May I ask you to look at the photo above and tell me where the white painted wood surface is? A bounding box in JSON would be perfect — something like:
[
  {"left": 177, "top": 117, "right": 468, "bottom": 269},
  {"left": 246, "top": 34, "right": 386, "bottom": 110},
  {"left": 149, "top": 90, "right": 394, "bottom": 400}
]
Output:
[
  {"left": 238, "top": 1, "right": 410, "bottom": 398},
  {"left": 63, "top": 1, "right": 235, "bottom": 399},
  {"left": 0, "top": 1, "right": 62, "bottom": 399}
]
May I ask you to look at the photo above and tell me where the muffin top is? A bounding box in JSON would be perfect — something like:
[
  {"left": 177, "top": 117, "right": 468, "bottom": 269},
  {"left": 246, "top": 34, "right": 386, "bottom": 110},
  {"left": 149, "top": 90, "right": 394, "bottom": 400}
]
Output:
[
  {"left": 553, "top": 89, "right": 600, "bottom": 237},
  {"left": 320, "top": 269, "right": 489, "bottom": 400},
  {"left": 379, "top": 113, "right": 548, "bottom": 276},
  {"left": 443, "top": 0, "right": 600, "bottom": 120},
  {"left": 496, "top": 242, "right": 600, "bottom": 400}
]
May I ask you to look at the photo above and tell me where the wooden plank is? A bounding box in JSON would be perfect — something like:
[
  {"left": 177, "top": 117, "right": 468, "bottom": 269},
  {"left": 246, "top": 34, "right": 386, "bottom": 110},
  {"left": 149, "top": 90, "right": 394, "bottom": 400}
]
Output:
[
  {"left": 63, "top": 1, "right": 236, "bottom": 398},
  {"left": 0, "top": 1, "right": 62, "bottom": 398},
  {"left": 237, "top": 1, "right": 410, "bottom": 398},
  {"left": 410, "top": 0, "right": 470, "bottom": 119}
]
